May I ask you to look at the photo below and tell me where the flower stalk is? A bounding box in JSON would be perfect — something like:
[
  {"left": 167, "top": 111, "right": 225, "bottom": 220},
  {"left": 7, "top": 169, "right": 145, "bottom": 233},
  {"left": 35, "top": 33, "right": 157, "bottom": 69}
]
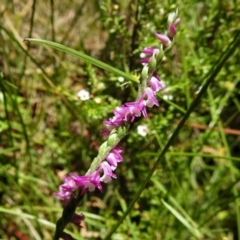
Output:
[{"left": 54, "top": 9, "right": 180, "bottom": 240}]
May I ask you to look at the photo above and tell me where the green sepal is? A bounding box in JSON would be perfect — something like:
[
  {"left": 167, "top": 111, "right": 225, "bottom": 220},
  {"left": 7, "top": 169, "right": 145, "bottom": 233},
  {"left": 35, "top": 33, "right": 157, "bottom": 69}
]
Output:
[
  {"left": 117, "top": 126, "right": 127, "bottom": 137},
  {"left": 140, "top": 64, "right": 149, "bottom": 81},
  {"left": 156, "top": 45, "right": 164, "bottom": 63},
  {"left": 148, "top": 56, "right": 156, "bottom": 73}
]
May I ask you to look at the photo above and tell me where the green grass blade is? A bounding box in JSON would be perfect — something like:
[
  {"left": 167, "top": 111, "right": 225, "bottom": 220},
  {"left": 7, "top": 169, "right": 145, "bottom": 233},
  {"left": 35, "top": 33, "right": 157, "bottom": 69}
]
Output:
[
  {"left": 0, "top": 207, "right": 82, "bottom": 240},
  {"left": 161, "top": 199, "right": 202, "bottom": 238},
  {"left": 24, "top": 38, "right": 138, "bottom": 83}
]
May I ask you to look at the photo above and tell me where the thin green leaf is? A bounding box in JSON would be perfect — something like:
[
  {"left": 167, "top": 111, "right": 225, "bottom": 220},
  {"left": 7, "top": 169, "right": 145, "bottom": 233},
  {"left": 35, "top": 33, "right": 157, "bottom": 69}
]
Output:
[
  {"left": 24, "top": 38, "right": 138, "bottom": 83},
  {"left": 0, "top": 207, "right": 83, "bottom": 240},
  {"left": 161, "top": 199, "right": 202, "bottom": 238}
]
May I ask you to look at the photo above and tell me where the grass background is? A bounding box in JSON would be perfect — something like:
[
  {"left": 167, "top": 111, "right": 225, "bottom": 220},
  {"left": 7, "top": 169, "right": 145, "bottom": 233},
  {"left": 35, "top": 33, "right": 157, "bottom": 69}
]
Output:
[{"left": 1, "top": 0, "right": 240, "bottom": 239}]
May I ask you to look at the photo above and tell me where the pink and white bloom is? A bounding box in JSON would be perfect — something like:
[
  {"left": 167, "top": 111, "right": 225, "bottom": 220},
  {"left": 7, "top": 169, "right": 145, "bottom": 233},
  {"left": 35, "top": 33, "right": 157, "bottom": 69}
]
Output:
[
  {"left": 103, "top": 99, "right": 148, "bottom": 130},
  {"left": 106, "top": 146, "right": 123, "bottom": 170},
  {"left": 99, "top": 161, "right": 117, "bottom": 183},
  {"left": 142, "top": 87, "right": 159, "bottom": 108},
  {"left": 155, "top": 33, "right": 171, "bottom": 47},
  {"left": 54, "top": 146, "right": 124, "bottom": 202},
  {"left": 139, "top": 47, "right": 159, "bottom": 64},
  {"left": 168, "top": 18, "right": 181, "bottom": 38},
  {"left": 149, "top": 73, "right": 164, "bottom": 93}
]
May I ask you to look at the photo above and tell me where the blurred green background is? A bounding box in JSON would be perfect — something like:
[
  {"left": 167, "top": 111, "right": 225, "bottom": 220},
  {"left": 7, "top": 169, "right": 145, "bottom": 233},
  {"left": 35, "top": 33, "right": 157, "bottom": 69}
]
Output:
[{"left": 0, "top": 0, "right": 240, "bottom": 239}]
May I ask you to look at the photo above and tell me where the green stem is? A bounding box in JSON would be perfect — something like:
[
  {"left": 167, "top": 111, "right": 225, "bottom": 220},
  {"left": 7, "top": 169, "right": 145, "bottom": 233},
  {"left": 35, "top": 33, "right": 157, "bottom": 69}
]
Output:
[{"left": 53, "top": 192, "right": 83, "bottom": 240}]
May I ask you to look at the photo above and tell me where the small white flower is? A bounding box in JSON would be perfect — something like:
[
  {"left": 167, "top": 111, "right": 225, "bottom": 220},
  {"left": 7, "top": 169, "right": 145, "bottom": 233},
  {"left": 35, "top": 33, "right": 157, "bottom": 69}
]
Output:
[
  {"left": 137, "top": 125, "right": 149, "bottom": 137},
  {"left": 140, "top": 52, "right": 146, "bottom": 58},
  {"left": 118, "top": 76, "right": 124, "bottom": 82},
  {"left": 77, "top": 89, "right": 90, "bottom": 101}
]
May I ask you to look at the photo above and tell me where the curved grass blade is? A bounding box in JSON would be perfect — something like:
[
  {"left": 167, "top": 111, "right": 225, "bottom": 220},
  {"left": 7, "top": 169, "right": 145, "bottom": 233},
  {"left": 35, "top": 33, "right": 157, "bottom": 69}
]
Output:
[
  {"left": 161, "top": 199, "right": 202, "bottom": 238},
  {"left": 0, "top": 207, "right": 82, "bottom": 240},
  {"left": 24, "top": 38, "right": 138, "bottom": 83}
]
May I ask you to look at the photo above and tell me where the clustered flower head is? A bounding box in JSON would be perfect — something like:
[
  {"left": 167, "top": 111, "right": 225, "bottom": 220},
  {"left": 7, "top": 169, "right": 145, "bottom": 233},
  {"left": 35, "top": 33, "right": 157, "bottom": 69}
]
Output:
[
  {"left": 55, "top": 9, "right": 180, "bottom": 235},
  {"left": 54, "top": 146, "right": 123, "bottom": 203}
]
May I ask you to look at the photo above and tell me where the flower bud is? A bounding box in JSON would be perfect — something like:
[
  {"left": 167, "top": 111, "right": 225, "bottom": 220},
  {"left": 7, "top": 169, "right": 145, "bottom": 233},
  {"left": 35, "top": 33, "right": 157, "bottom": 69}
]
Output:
[
  {"left": 148, "top": 55, "right": 157, "bottom": 73},
  {"left": 167, "top": 8, "right": 178, "bottom": 25},
  {"left": 168, "top": 18, "right": 181, "bottom": 38},
  {"left": 117, "top": 126, "right": 127, "bottom": 137},
  {"left": 98, "top": 141, "right": 108, "bottom": 156},
  {"left": 141, "top": 64, "right": 149, "bottom": 80},
  {"left": 107, "top": 129, "right": 118, "bottom": 147},
  {"left": 155, "top": 33, "right": 172, "bottom": 47},
  {"left": 156, "top": 45, "right": 164, "bottom": 62}
]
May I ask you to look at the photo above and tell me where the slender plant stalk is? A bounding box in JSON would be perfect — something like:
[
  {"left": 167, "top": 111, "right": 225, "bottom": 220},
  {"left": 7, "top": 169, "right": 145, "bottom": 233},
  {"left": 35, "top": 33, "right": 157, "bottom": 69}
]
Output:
[
  {"left": 19, "top": 0, "right": 36, "bottom": 80},
  {"left": 53, "top": 193, "right": 84, "bottom": 240},
  {"left": 50, "top": 0, "right": 55, "bottom": 42}
]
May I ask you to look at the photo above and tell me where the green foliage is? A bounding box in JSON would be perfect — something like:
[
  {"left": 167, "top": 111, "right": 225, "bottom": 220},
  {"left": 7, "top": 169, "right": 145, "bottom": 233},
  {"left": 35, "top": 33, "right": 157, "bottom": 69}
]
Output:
[{"left": 0, "top": 0, "right": 240, "bottom": 239}]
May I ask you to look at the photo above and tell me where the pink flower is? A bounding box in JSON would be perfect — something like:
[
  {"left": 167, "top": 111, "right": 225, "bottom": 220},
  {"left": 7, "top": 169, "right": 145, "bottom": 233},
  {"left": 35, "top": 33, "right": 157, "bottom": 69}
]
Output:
[
  {"left": 71, "top": 171, "right": 103, "bottom": 194},
  {"left": 141, "top": 47, "right": 159, "bottom": 55},
  {"left": 103, "top": 99, "right": 148, "bottom": 130},
  {"left": 99, "top": 161, "right": 117, "bottom": 183},
  {"left": 168, "top": 18, "right": 181, "bottom": 38},
  {"left": 142, "top": 87, "right": 159, "bottom": 107},
  {"left": 114, "top": 105, "right": 132, "bottom": 121},
  {"left": 55, "top": 147, "right": 124, "bottom": 202},
  {"left": 155, "top": 33, "right": 171, "bottom": 47},
  {"left": 106, "top": 146, "right": 123, "bottom": 170},
  {"left": 139, "top": 47, "right": 160, "bottom": 64},
  {"left": 125, "top": 99, "right": 147, "bottom": 120},
  {"left": 103, "top": 117, "right": 124, "bottom": 130},
  {"left": 139, "top": 57, "right": 151, "bottom": 64},
  {"left": 149, "top": 73, "right": 164, "bottom": 93},
  {"left": 54, "top": 177, "right": 78, "bottom": 203},
  {"left": 71, "top": 213, "right": 85, "bottom": 228}
]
